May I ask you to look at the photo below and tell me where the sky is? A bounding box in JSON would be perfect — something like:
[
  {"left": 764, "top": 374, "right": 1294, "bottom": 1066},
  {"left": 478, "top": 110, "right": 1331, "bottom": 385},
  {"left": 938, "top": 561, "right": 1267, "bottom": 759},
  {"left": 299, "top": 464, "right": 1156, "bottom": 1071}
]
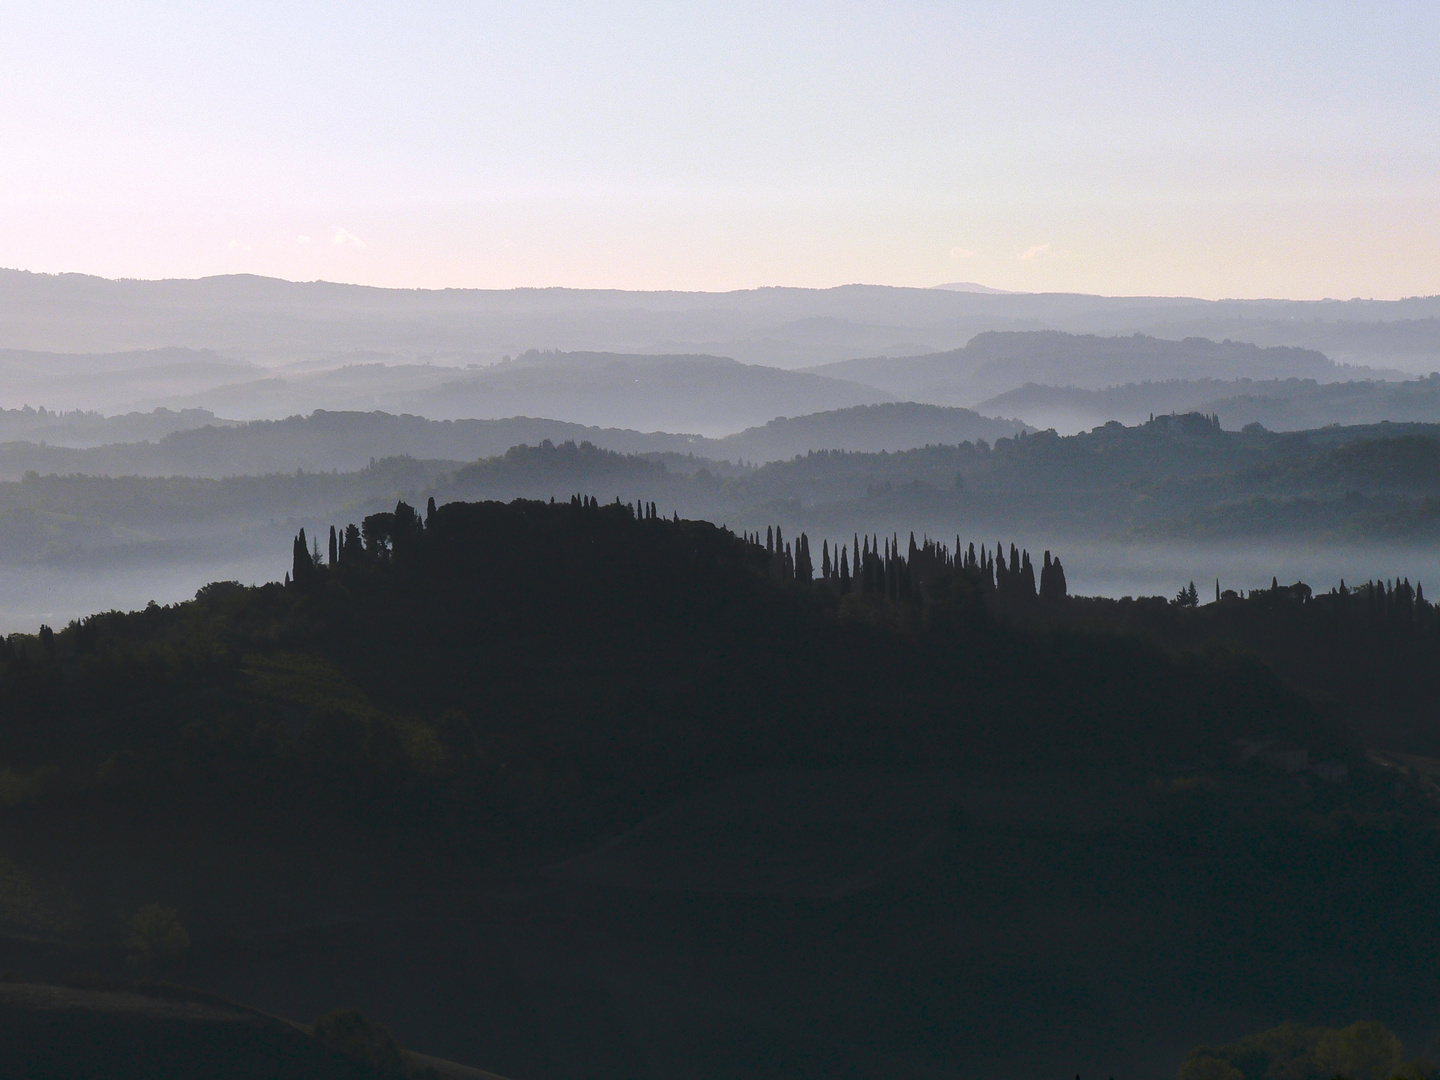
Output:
[{"left": 1, "top": 1, "right": 1436, "bottom": 298}]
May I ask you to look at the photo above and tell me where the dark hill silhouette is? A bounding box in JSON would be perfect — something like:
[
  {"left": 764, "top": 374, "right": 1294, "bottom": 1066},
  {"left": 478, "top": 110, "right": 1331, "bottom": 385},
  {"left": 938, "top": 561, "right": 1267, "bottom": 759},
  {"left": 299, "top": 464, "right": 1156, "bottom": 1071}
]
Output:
[
  {"left": 5, "top": 500, "right": 1440, "bottom": 1076},
  {"left": 14, "top": 417, "right": 1440, "bottom": 584},
  {"left": 0, "top": 981, "right": 503, "bottom": 1079}
]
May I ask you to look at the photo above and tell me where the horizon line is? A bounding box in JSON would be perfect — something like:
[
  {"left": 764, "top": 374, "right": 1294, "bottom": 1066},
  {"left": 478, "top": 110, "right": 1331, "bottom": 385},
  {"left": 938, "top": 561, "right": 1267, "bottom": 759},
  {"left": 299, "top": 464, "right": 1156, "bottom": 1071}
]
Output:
[{"left": 0, "top": 266, "right": 1422, "bottom": 305}]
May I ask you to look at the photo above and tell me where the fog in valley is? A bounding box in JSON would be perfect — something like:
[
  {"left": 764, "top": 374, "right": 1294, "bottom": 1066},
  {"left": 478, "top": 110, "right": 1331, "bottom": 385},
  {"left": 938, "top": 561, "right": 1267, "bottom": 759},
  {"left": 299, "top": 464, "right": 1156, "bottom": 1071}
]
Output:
[
  {"left": 1, "top": 274, "right": 1438, "bottom": 631},
  {"left": 11, "top": 278, "right": 1440, "bottom": 1074},
  {"left": 14, "top": 543, "right": 1440, "bottom": 642},
  {"left": 11, "top": 2, "right": 1440, "bottom": 1075}
]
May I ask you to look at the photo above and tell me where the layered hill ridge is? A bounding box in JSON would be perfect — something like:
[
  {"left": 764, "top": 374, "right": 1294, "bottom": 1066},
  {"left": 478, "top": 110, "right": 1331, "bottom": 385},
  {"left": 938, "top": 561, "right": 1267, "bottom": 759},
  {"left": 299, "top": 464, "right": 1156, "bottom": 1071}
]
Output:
[
  {"left": 2, "top": 269, "right": 1438, "bottom": 372},
  {"left": 0, "top": 401, "right": 1025, "bottom": 480},
  {"left": 810, "top": 330, "right": 1355, "bottom": 404},
  {"left": 0, "top": 329, "right": 1431, "bottom": 438},
  {"left": 978, "top": 374, "right": 1440, "bottom": 434}
]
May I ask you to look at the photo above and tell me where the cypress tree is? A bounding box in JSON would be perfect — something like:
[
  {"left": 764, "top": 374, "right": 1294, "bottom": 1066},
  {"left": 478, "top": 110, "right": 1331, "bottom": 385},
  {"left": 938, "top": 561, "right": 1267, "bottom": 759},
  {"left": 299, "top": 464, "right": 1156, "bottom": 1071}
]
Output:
[
  {"left": 329, "top": 525, "right": 339, "bottom": 566},
  {"left": 293, "top": 528, "right": 310, "bottom": 586},
  {"left": 822, "top": 539, "right": 831, "bottom": 579}
]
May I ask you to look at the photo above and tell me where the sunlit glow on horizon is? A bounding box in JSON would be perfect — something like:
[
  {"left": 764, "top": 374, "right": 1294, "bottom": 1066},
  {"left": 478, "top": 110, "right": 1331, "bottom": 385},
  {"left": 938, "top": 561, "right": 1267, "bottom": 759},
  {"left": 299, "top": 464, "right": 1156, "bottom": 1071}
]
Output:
[{"left": 1, "top": 1, "right": 1436, "bottom": 299}]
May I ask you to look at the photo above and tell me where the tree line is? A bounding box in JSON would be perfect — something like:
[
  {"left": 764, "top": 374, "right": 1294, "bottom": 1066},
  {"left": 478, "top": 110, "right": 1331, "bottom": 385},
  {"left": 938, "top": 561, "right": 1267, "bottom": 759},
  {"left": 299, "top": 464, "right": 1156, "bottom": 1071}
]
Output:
[
  {"left": 293, "top": 491, "right": 1069, "bottom": 607},
  {"left": 1210, "top": 573, "right": 1440, "bottom": 634},
  {"left": 738, "top": 523, "right": 1068, "bottom": 604}
]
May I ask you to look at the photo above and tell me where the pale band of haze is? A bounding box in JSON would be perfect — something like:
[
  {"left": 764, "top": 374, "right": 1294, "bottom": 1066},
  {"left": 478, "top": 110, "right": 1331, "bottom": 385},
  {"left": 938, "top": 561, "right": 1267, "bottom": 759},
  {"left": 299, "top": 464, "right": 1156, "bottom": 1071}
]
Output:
[{"left": 2, "top": 1, "right": 1437, "bottom": 299}]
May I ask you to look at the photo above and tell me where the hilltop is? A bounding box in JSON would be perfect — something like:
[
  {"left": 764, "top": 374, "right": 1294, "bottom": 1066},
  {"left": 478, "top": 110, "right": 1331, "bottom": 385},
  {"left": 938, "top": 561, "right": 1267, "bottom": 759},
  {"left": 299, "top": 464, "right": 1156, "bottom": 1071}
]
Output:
[
  {"left": 979, "top": 374, "right": 1440, "bottom": 434},
  {"left": 2, "top": 270, "right": 1437, "bottom": 372},
  {"left": 10, "top": 415, "right": 1440, "bottom": 589},
  {"left": 811, "top": 330, "right": 1352, "bottom": 404},
  {"left": 0, "top": 401, "right": 1025, "bottom": 481},
  {"left": 1, "top": 498, "right": 1440, "bottom": 1075}
]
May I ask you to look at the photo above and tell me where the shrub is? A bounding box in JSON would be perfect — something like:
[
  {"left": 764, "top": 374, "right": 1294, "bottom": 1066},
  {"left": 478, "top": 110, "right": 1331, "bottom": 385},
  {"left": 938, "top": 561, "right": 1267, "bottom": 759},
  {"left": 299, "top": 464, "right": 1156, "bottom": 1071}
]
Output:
[
  {"left": 312, "top": 1008, "right": 405, "bottom": 1074},
  {"left": 124, "top": 903, "right": 190, "bottom": 964}
]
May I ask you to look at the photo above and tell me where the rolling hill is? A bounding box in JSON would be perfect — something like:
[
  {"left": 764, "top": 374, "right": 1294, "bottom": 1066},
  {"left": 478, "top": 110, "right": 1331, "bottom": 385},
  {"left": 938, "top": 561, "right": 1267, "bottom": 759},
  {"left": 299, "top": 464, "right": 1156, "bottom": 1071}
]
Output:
[
  {"left": 2, "top": 270, "right": 1439, "bottom": 375},
  {"left": 810, "top": 331, "right": 1353, "bottom": 405},
  {"left": 978, "top": 374, "right": 1440, "bottom": 434}
]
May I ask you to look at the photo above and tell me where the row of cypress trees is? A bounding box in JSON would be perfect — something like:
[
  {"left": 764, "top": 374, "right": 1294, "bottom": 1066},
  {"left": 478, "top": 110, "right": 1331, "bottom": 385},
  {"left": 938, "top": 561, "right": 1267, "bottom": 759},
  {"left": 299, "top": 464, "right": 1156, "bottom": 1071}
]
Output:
[
  {"left": 1315, "top": 576, "right": 1437, "bottom": 632},
  {"left": 741, "top": 525, "right": 1068, "bottom": 604},
  {"left": 291, "top": 494, "right": 1068, "bottom": 607}
]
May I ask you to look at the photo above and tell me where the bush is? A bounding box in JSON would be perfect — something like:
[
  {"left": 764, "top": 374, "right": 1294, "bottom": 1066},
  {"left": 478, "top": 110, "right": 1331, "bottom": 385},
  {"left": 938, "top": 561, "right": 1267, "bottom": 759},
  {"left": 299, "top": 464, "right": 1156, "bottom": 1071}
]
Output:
[
  {"left": 124, "top": 903, "right": 190, "bottom": 964},
  {"left": 1179, "top": 1020, "right": 1419, "bottom": 1080},
  {"left": 312, "top": 1009, "right": 405, "bottom": 1074}
]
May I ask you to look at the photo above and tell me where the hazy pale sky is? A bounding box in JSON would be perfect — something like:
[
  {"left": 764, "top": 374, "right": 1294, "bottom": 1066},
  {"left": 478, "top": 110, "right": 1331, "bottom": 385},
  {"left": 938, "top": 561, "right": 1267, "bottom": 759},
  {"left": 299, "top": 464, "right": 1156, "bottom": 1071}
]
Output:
[{"left": 1, "top": 1, "right": 1436, "bottom": 297}]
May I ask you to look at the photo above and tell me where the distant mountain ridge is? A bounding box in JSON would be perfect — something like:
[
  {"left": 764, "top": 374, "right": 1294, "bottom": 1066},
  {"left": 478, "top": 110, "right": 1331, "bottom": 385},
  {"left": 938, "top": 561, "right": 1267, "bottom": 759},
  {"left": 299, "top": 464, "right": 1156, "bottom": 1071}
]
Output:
[
  {"left": 0, "top": 347, "right": 259, "bottom": 412},
  {"left": 0, "top": 400, "right": 1027, "bottom": 480},
  {"left": 931, "top": 282, "right": 1017, "bottom": 294},
  {"left": 65, "top": 349, "right": 886, "bottom": 433},
  {"left": 810, "top": 330, "right": 1351, "bottom": 405},
  {"left": 1, "top": 269, "right": 1438, "bottom": 374},
  {"left": 980, "top": 374, "right": 1440, "bottom": 434},
  {"left": 0, "top": 406, "right": 231, "bottom": 447},
  {"left": 395, "top": 350, "right": 889, "bottom": 434},
  {"left": 712, "top": 402, "right": 1028, "bottom": 460}
]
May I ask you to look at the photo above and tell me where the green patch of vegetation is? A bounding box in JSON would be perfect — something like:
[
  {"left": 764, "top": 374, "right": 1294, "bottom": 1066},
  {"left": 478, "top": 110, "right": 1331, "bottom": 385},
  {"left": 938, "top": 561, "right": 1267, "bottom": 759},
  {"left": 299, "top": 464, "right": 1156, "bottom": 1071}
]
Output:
[{"left": 1180, "top": 1021, "right": 1430, "bottom": 1080}]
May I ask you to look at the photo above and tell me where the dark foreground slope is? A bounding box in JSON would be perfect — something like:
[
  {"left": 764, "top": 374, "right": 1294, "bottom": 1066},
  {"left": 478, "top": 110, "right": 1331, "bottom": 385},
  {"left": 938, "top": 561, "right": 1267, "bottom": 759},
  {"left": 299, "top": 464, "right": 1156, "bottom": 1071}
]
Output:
[
  {"left": 1, "top": 501, "right": 1439, "bottom": 1078},
  {"left": 0, "top": 980, "right": 503, "bottom": 1079}
]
